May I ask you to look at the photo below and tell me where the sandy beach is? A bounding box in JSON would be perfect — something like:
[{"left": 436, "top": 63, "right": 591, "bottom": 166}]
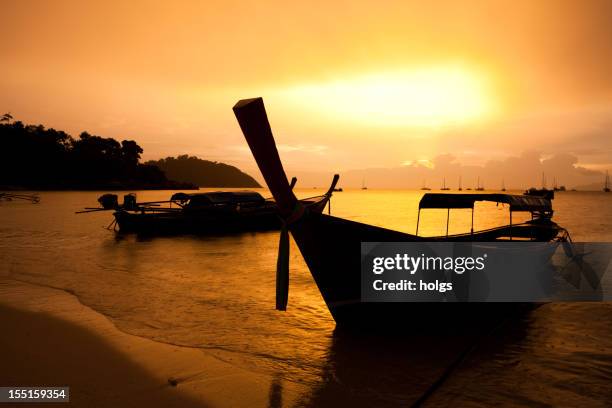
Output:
[{"left": 0, "top": 279, "right": 305, "bottom": 408}]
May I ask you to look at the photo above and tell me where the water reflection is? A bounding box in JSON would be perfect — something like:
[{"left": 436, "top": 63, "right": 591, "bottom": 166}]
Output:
[
  {"left": 297, "top": 315, "right": 533, "bottom": 407},
  {"left": 267, "top": 374, "right": 284, "bottom": 408},
  {"left": 2, "top": 190, "right": 612, "bottom": 407}
]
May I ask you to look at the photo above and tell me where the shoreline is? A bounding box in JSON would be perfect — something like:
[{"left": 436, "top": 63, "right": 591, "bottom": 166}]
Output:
[{"left": 0, "top": 279, "right": 305, "bottom": 407}]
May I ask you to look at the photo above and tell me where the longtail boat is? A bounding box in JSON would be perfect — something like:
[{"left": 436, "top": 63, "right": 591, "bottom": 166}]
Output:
[
  {"left": 233, "top": 97, "right": 571, "bottom": 329},
  {"left": 78, "top": 175, "right": 339, "bottom": 234}
]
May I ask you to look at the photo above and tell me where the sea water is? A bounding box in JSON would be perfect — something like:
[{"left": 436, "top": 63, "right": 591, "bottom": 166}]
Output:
[{"left": 1, "top": 189, "right": 611, "bottom": 406}]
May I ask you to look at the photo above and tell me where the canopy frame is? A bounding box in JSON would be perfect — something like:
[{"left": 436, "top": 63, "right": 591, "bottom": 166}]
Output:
[{"left": 415, "top": 193, "right": 553, "bottom": 239}]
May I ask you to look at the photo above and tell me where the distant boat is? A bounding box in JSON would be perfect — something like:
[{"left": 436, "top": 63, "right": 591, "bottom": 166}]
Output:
[
  {"left": 501, "top": 178, "right": 506, "bottom": 192},
  {"left": 78, "top": 176, "right": 339, "bottom": 233},
  {"left": 420, "top": 179, "right": 431, "bottom": 191},
  {"left": 605, "top": 170, "right": 611, "bottom": 193},
  {"left": 440, "top": 177, "right": 450, "bottom": 190},
  {"left": 333, "top": 187, "right": 343, "bottom": 192},
  {"left": 552, "top": 177, "right": 565, "bottom": 192},
  {"left": 526, "top": 172, "right": 554, "bottom": 199},
  {"left": 361, "top": 177, "right": 368, "bottom": 190},
  {"left": 475, "top": 176, "right": 484, "bottom": 191},
  {"left": 458, "top": 176, "right": 462, "bottom": 191},
  {"left": 524, "top": 187, "right": 554, "bottom": 200}
]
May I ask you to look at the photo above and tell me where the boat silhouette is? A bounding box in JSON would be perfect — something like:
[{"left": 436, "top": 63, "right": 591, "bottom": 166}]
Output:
[
  {"left": 233, "top": 98, "right": 570, "bottom": 328},
  {"left": 475, "top": 176, "right": 484, "bottom": 191},
  {"left": 78, "top": 175, "right": 338, "bottom": 234},
  {"left": 361, "top": 177, "right": 368, "bottom": 190},
  {"left": 525, "top": 172, "right": 555, "bottom": 199},
  {"left": 440, "top": 177, "right": 450, "bottom": 190}
]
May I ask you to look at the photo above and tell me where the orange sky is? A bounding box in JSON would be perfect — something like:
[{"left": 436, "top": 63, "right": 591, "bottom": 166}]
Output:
[{"left": 2, "top": 0, "right": 611, "bottom": 187}]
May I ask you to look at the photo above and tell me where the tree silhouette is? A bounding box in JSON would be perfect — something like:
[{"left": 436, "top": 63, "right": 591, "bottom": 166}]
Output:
[{"left": 0, "top": 117, "right": 194, "bottom": 189}]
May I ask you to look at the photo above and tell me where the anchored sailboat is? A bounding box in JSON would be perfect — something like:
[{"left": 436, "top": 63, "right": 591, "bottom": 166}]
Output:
[
  {"left": 475, "top": 176, "right": 484, "bottom": 191},
  {"left": 440, "top": 177, "right": 450, "bottom": 190},
  {"left": 361, "top": 177, "right": 368, "bottom": 190}
]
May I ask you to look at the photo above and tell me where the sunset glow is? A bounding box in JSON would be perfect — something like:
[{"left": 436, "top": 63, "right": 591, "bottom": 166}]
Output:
[
  {"left": 277, "top": 67, "right": 496, "bottom": 127},
  {"left": 1, "top": 1, "right": 611, "bottom": 187}
]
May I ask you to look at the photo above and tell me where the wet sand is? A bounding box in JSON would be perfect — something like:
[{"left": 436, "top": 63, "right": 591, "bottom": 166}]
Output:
[{"left": 0, "top": 280, "right": 305, "bottom": 408}]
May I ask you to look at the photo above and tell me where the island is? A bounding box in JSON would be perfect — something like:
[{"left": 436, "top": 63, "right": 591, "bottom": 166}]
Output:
[
  {"left": 146, "top": 155, "right": 261, "bottom": 188},
  {"left": 0, "top": 114, "right": 259, "bottom": 190}
]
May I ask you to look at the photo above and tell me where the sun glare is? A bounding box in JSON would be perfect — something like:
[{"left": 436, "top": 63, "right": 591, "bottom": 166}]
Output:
[{"left": 276, "top": 67, "right": 496, "bottom": 128}]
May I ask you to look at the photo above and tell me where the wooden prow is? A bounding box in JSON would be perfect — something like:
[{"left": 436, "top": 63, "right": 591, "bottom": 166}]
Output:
[
  {"left": 289, "top": 176, "right": 297, "bottom": 190},
  {"left": 233, "top": 98, "right": 297, "bottom": 217},
  {"left": 325, "top": 174, "right": 340, "bottom": 197}
]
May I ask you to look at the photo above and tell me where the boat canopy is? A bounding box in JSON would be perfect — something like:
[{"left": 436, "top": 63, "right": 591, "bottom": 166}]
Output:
[
  {"left": 171, "top": 191, "right": 265, "bottom": 206},
  {"left": 419, "top": 193, "right": 552, "bottom": 213}
]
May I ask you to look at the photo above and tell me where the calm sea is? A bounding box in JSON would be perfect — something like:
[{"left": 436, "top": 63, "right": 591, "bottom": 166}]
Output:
[{"left": 1, "top": 189, "right": 611, "bottom": 406}]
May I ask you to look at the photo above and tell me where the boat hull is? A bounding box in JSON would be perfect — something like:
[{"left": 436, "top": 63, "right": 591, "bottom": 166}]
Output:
[
  {"left": 330, "top": 302, "right": 539, "bottom": 332},
  {"left": 114, "top": 208, "right": 281, "bottom": 234},
  {"left": 113, "top": 193, "right": 333, "bottom": 235},
  {"left": 290, "top": 213, "right": 560, "bottom": 329}
]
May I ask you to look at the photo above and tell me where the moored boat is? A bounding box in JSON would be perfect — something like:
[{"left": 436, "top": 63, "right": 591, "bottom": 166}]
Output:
[
  {"left": 233, "top": 97, "right": 570, "bottom": 329},
  {"left": 79, "top": 175, "right": 338, "bottom": 234}
]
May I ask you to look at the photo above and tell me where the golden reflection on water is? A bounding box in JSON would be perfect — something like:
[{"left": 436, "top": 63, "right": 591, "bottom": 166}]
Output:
[{"left": 0, "top": 189, "right": 611, "bottom": 406}]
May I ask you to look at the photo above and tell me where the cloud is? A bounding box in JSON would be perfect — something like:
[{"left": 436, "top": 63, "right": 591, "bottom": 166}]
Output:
[{"left": 288, "top": 151, "right": 606, "bottom": 190}]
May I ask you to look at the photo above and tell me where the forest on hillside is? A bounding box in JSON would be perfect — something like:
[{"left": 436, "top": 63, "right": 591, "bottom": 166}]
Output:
[
  {"left": 0, "top": 113, "right": 259, "bottom": 190},
  {"left": 0, "top": 113, "right": 196, "bottom": 190},
  {"left": 146, "top": 155, "right": 261, "bottom": 188}
]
